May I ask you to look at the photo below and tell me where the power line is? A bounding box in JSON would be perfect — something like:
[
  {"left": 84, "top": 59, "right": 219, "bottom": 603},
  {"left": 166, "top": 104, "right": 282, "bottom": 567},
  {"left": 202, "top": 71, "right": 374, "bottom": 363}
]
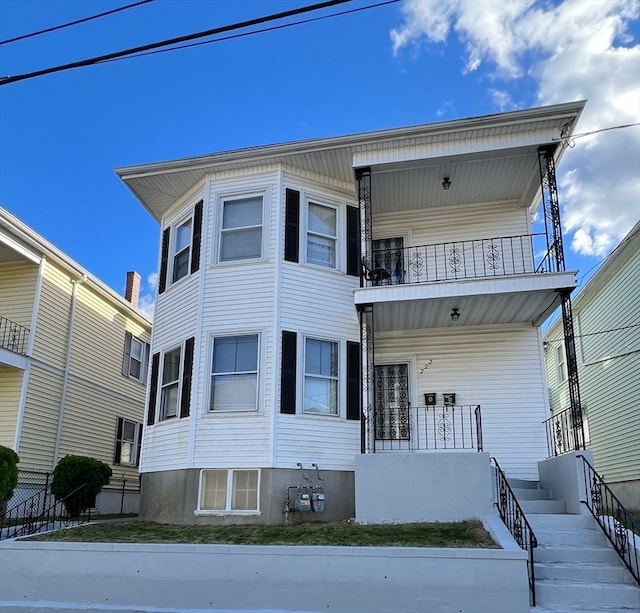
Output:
[
  {"left": 0, "top": 0, "right": 155, "bottom": 46},
  {"left": 556, "top": 122, "right": 640, "bottom": 148},
  {"left": 105, "top": 0, "right": 402, "bottom": 63},
  {"left": 0, "top": 0, "right": 354, "bottom": 86},
  {"left": 544, "top": 323, "right": 640, "bottom": 343}
]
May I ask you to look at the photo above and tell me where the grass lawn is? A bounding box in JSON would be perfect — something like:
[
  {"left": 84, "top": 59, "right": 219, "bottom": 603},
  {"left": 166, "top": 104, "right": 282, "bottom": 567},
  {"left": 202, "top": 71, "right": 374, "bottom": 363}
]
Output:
[{"left": 25, "top": 519, "right": 498, "bottom": 548}]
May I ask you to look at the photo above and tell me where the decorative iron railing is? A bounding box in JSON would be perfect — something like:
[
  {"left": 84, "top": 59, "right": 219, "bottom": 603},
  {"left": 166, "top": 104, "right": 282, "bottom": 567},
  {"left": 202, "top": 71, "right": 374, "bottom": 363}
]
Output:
[
  {"left": 365, "top": 233, "right": 544, "bottom": 286},
  {"left": 543, "top": 406, "right": 587, "bottom": 457},
  {"left": 0, "top": 483, "right": 91, "bottom": 541},
  {"left": 369, "top": 404, "right": 483, "bottom": 452},
  {"left": 0, "top": 315, "right": 29, "bottom": 355},
  {"left": 491, "top": 457, "right": 538, "bottom": 606},
  {"left": 578, "top": 455, "right": 639, "bottom": 585}
]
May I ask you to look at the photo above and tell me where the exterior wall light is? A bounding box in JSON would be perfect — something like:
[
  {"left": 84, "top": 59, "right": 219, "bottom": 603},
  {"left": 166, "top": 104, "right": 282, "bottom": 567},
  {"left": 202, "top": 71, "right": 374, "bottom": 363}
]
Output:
[
  {"left": 442, "top": 176, "right": 451, "bottom": 190},
  {"left": 451, "top": 308, "right": 460, "bottom": 321}
]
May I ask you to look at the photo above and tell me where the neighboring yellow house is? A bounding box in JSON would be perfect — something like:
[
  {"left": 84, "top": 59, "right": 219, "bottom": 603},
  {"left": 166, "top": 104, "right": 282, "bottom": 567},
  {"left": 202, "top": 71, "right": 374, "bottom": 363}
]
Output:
[
  {"left": 0, "top": 207, "right": 152, "bottom": 512},
  {"left": 544, "top": 220, "right": 640, "bottom": 510}
]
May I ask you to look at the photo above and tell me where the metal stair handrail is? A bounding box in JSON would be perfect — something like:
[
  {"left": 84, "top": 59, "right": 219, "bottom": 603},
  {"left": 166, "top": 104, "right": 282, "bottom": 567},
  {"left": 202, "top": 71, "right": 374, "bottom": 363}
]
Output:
[
  {"left": 577, "top": 454, "right": 639, "bottom": 585},
  {"left": 491, "top": 457, "right": 538, "bottom": 607}
]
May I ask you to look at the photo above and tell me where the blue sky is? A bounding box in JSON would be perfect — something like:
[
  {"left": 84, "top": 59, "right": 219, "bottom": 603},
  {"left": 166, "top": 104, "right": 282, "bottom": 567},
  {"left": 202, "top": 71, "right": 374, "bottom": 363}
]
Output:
[{"left": 1, "top": 0, "right": 638, "bottom": 317}]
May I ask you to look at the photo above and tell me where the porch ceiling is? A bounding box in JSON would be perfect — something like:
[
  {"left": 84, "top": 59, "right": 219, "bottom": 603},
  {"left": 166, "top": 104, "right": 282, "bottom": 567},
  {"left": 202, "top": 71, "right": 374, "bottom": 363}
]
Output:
[{"left": 354, "top": 272, "right": 577, "bottom": 330}]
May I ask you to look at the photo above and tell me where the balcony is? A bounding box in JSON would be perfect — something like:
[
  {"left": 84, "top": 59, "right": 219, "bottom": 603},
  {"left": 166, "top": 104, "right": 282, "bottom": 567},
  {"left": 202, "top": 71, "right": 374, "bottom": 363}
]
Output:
[
  {"left": 366, "top": 404, "right": 483, "bottom": 453},
  {"left": 0, "top": 316, "right": 29, "bottom": 355},
  {"left": 354, "top": 233, "right": 576, "bottom": 330}
]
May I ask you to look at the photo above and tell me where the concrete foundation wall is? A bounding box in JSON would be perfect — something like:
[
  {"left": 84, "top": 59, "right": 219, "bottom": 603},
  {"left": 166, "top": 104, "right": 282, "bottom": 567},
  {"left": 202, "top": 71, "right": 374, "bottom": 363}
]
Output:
[
  {"left": 0, "top": 540, "right": 529, "bottom": 613},
  {"left": 355, "top": 452, "right": 493, "bottom": 523},
  {"left": 608, "top": 479, "right": 640, "bottom": 511},
  {"left": 140, "top": 467, "right": 354, "bottom": 525},
  {"left": 538, "top": 450, "right": 593, "bottom": 515}
]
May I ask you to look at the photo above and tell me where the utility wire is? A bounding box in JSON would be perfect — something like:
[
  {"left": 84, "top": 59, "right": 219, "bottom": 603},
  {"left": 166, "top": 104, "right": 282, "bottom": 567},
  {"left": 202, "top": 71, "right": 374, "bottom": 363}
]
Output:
[
  {"left": 105, "top": 0, "right": 401, "bottom": 62},
  {"left": 0, "top": 0, "right": 155, "bottom": 46},
  {"left": 544, "top": 323, "right": 640, "bottom": 343},
  {"left": 556, "top": 122, "right": 640, "bottom": 148},
  {"left": 0, "top": 0, "right": 354, "bottom": 86}
]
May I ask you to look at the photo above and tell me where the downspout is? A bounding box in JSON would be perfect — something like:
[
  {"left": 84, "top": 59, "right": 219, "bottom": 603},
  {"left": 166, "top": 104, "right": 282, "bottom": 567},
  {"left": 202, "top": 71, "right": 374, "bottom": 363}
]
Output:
[
  {"left": 13, "top": 255, "right": 46, "bottom": 452},
  {"left": 52, "top": 273, "right": 86, "bottom": 467}
]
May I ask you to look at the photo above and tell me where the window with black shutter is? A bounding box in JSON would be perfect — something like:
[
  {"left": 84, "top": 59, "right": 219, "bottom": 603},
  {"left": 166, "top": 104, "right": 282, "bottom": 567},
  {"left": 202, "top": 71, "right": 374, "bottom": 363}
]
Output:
[
  {"left": 346, "top": 341, "right": 361, "bottom": 420},
  {"left": 346, "top": 206, "right": 360, "bottom": 277},
  {"left": 280, "top": 331, "right": 297, "bottom": 414},
  {"left": 284, "top": 189, "right": 300, "bottom": 263},
  {"left": 147, "top": 353, "right": 160, "bottom": 425}
]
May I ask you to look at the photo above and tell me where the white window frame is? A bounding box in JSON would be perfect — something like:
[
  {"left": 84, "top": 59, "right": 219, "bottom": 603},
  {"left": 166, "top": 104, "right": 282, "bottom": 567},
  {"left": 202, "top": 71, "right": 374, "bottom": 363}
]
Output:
[
  {"left": 556, "top": 342, "right": 568, "bottom": 384},
  {"left": 159, "top": 344, "right": 183, "bottom": 421},
  {"left": 217, "top": 192, "right": 266, "bottom": 264},
  {"left": 114, "top": 417, "right": 142, "bottom": 466},
  {"left": 209, "top": 333, "right": 260, "bottom": 412},
  {"left": 303, "top": 336, "right": 339, "bottom": 416},
  {"left": 171, "top": 215, "right": 193, "bottom": 284},
  {"left": 305, "top": 197, "right": 339, "bottom": 270},
  {"left": 128, "top": 337, "right": 146, "bottom": 382},
  {"left": 196, "top": 469, "right": 261, "bottom": 515}
]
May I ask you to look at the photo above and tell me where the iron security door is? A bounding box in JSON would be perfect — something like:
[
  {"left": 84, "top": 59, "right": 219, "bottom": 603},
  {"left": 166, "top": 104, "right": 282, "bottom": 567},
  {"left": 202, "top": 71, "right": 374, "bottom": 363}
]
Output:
[{"left": 375, "top": 363, "right": 410, "bottom": 440}]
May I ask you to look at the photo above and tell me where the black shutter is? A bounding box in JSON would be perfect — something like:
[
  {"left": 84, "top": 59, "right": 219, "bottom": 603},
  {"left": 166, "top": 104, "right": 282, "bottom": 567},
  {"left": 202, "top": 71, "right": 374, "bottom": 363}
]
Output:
[
  {"left": 180, "top": 337, "right": 195, "bottom": 418},
  {"left": 284, "top": 189, "right": 300, "bottom": 263},
  {"left": 280, "top": 330, "right": 297, "bottom": 414},
  {"left": 346, "top": 341, "right": 361, "bottom": 420},
  {"left": 114, "top": 417, "right": 123, "bottom": 464},
  {"left": 136, "top": 423, "right": 143, "bottom": 466},
  {"left": 346, "top": 206, "right": 360, "bottom": 277},
  {"left": 147, "top": 353, "right": 160, "bottom": 426},
  {"left": 122, "top": 331, "right": 132, "bottom": 377},
  {"left": 159, "top": 227, "right": 170, "bottom": 294},
  {"left": 190, "top": 200, "right": 203, "bottom": 274}
]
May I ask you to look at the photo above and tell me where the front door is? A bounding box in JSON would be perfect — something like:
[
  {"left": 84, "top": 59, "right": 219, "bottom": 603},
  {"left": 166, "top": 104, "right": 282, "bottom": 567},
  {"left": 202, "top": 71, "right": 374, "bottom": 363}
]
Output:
[
  {"left": 374, "top": 363, "right": 410, "bottom": 440},
  {"left": 372, "top": 237, "right": 405, "bottom": 285}
]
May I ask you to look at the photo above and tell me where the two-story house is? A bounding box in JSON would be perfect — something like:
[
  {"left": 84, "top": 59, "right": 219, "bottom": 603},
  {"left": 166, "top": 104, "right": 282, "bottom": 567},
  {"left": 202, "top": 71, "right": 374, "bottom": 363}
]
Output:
[
  {"left": 544, "top": 220, "right": 639, "bottom": 510},
  {"left": 117, "top": 101, "right": 585, "bottom": 525},
  {"left": 0, "top": 208, "right": 152, "bottom": 512}
]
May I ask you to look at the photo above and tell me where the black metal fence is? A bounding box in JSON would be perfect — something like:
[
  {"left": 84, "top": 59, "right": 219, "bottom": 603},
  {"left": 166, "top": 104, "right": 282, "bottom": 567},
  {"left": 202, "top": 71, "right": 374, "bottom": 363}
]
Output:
[
  {"left": 578, "top": 454, "right": 639, "bottom": 585},
  {"left": 0, "top": 315, "right": 29, "bottom": 354},
  {"left": 366, "top": 234, "right": 541, "bottom": 286},
  {"left": 370, "top": 405, "right": 483, "bottom": 452},
  {"left": 543, "top": 406, "right": 587, "bottom": 457},
  {"left": 492, "top": 457, "right": 538, "bottom": 606}
]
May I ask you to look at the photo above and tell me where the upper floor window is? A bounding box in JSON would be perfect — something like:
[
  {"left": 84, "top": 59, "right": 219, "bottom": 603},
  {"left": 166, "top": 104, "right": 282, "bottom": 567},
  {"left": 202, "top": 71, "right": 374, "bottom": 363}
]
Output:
[
  {"left": 161, "top": 346, "right": 182, "bottom": 419},
  {"left": 303, "top": 337, "right": 338, "bottom": 415},
  {"left": 556, "top": 343, "right": 568, "bottom": 384},
  {"left": 159, "top": 200, "right": 203, "bottom": 294},
  {"left": 122, "top": 332, "right": 149, "bottom": 383},
  {"left": 219, "top": 195, "right": 263, "bottom": 262},
  {"left": 307, "top": 202, "right": 337, "bottom": 268},
  {"left": 210, "top": 334, "right": 259, "bottom": 411},
  {"left": 114, "top": 417, "right": 142, "bottom": 466}
]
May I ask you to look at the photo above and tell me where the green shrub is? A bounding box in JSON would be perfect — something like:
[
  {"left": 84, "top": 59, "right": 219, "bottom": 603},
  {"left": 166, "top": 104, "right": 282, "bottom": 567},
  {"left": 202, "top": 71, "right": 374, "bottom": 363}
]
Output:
[
  {"left": 51, "top": 455, "right": 112, "bottom": 517},
  {"left": 0, "top": 445, "right": 19, "bottom": 505}
]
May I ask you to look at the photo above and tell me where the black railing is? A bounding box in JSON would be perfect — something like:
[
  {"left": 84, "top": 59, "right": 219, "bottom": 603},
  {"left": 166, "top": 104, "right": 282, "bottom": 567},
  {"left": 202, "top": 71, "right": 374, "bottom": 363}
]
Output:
[
  {"left": 0, "top": 316, "right": 29, "bottom": 355},
  {"left": 544, "top": 406, "right": 587, "bottom": 457},
  {"left": 370, "top": 405, "right": 483, "bottom": 452},
  {"left": 578, "top": 455, "right": 639, "bottom": 585},
  {"left": 0, "top": 483, "right": 91, "bottom": 540},
  {"left": 365, "top": 234, "right": 543, "bottom": 286},
  {"left": 492, "top": 457, "right": 538, "bottom": 606}
]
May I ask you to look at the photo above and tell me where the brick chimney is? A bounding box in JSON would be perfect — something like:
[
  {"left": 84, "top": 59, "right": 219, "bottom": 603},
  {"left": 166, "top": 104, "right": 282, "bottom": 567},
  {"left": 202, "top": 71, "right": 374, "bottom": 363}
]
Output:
[{"left": 125, "top": 271, "right": 141, "bottom": 308}]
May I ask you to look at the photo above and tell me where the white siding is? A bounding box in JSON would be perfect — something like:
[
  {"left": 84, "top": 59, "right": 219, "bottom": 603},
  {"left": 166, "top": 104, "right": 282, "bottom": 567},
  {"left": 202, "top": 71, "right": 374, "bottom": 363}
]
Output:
[{"left": 375, "top": 325, "right": 549, "bottom": 479}]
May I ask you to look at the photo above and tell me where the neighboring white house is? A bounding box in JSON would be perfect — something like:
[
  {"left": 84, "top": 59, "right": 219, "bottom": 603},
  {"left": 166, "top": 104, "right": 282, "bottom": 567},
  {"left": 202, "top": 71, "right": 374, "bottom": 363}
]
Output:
[
  {"left": 544, "top": 220, "right": 640, "bottom": 510},
  {"left": 117, "top": 101, "right": 585, "bottom": 525}
]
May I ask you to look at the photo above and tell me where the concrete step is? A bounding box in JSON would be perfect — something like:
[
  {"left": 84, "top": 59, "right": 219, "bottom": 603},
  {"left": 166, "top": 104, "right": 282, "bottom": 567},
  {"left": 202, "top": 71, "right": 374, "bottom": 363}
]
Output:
[
  {"left": 535, "top": 543, "right": 622, "bottom": 565},
  {"left": 535, "top": 560, "right": 637, "bottom": 584},
  {"left": 508, "top": 478, "right": 541, "bottom": 490},
  {"left": 521, "top": 499, "right": 567, "bottom": 514},
  {"left": 532, "top": 605, "right": 640, "bottom": 612},
  {"left": 535, "top": 527, "right": 609, "bottom": 547},
  {"left": 513, "top": 487, "right": 551, "bottom": 501},
  {"left": 536, "top": 579, "right": 640, "bottom": 609},
  {"left": 527, "top": 512, "right": 596, "bottom": 531}
]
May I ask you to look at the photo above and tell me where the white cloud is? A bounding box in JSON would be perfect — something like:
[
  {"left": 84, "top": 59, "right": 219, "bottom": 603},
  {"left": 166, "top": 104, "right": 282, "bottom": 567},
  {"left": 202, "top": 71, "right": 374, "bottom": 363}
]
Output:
[
  {"left": 392, "top": 0, "right": 640, "bottom": 259},
  {"left": 137, "top": 272, "right": 158, "bottom": 319}
]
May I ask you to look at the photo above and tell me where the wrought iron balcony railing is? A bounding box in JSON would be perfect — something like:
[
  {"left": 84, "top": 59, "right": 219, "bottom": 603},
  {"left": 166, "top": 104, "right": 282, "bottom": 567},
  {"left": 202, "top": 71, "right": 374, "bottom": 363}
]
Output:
[
  {"left": 364, "top": 233, "right": 544, "bottom": 286},
  {"left": 368, "top": 404, "right": 483, "bottom": 452},
  {"left": 0, "top": 316, "right": 29, "bottom": 355},
  {"left": 543, "top": 405, "right": 588, "bottom": 457}
]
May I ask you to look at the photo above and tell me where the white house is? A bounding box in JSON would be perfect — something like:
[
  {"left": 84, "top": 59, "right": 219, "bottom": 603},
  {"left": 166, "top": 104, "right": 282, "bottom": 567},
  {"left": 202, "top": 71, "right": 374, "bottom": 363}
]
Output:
[{"left": 116, "top": 101, "right": 585, "bottom": 526}]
